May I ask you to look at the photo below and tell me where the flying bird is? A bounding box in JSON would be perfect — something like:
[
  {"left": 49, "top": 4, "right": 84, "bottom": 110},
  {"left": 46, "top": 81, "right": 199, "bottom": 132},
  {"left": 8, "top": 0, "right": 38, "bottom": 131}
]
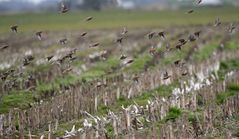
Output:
[
  {"left": 163, "top": 71, "right": 171, "bottom": 80},
  {"left": 89, "top": 42, "right": 100, "bottom": 48},
  {"left": 85, "top": 16, "right": 93, "bottom": 22},
  {"left": 11, "top": 25, "right": 18, "bottom": 33},
  {"left": 214, "top": 18, "right": 221, "bottom": 27},
  {"left": 60, "top": 3, "right": 69, "bottom": 13},
  {"left": 187, "top": 9, "right": 194, "bottom": 14},
  {"left": 81, "top": 32, "right": 87, "bottom": 37},
  {"left": 59, "top": 38, "right": 67, "bottom": 45},
  {"left": 120, "top": 54, "right": 127, "bottom": 60},
  {"left": 36, "top": 31, "right": 43, "bottom": 40},
  {"left": 0, "top": 44, "right": 9, "bottom": 50}
]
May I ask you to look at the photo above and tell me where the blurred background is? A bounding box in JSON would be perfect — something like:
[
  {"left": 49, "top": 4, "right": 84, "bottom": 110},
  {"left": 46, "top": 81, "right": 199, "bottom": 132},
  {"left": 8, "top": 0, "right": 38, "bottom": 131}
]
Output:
[{"left": 0, "top": 0, "right": 238, "bottom": 13}]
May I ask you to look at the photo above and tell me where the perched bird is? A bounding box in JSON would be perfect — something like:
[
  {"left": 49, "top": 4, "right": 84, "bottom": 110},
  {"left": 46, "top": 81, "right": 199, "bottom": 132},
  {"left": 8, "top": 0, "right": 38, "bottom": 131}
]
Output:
[
  {"left": 0, "top": 44, "right": 9, "bottom": 50},
  {"left": 36, "top": 31, "right": 43, "bottom": 40},
  {"left": 11, "top": 25, "right": 18, "bottom": 33},
  {"left": 59, "top": 38, "right": 67, "bottom": 45},
  {"left": 163, "top": 71, "right": 171, "bottom": 80},
  {"left": 60, "top": 3, "right": 69, "bottom": 13},
  {"left": 214, "top": 18, "right": 221, "bottom": 27},
  {"left": 187, "top": 9, "right": 194, "bottom": 14},
  {"left": 89, "top": 42, "right": 100, "bottom": 48},
  {"left": 81, "top": 32, "right": 87, "bottom": 37},
  {"left": 85, "top": 16, "right": 93, "bottom": 22}
]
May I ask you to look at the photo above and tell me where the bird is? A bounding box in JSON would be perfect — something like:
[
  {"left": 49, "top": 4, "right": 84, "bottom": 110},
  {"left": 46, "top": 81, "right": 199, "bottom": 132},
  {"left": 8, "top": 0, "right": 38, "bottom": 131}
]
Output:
[
  {"left": 125, "top": 59, "right": 134, "bottom": 65},
  {"left": 158, "top": 31, "right": 165, "bottom": 39},
  {"left": 194, "top": 31, "right": 201, "bottom": 38},
  {"left": 85, "top": 16, "right": 93, "bottom": 22},
  {"left": 188, "top": 34, "right": 196, "bottom": 42},
  {"left": 0, "top": 44, "right": 9, "bottom": 50},
  {"left": 163, "top": 71, "right": 171, "bottom": 80},
  {"left": 196, "top": 0, "right": 202, "bottom": 5},
  {"left": 116, "top": 37, "right": 123, "bottom": 44},
  {"left": 176, "top": 44, "right": 182, "bottom": 50},
  {"left": 121, "top": 27, "right": 128, "bottom": 35},
  {"left": 60, "top": 3, "right": 69, "bottom": 13},
  {"left": 187, "top": 9, "right": 194, "bottom": 14},
  {"left": 59, "top": 38, "right": 67, "bottom": 45},
  {"left": 214, "top": 18, "right": 221, "bottom": 27},
  {"left": 36, "top": 31, "right": 43, "bottom": 40},
  {"left": 148, "top": 32, "right": 155, "bottom": 39},
  {"left": 120, "top": 54, "right": 127, "bottom": 60},
  {"left": 10, "top": 25, "right": 18, "bottom": 33},
  {"left": 174, "top": 59, "right": 181, "bottom": 66},
  {"left": 81, "top": 32, "right": 87, "bottom": 37},
  {"left": 89, "top": 42, "right": 100, "bottom": 48},
  {"left": 46, "top": 55, "right": 54, "bottom": 61}
]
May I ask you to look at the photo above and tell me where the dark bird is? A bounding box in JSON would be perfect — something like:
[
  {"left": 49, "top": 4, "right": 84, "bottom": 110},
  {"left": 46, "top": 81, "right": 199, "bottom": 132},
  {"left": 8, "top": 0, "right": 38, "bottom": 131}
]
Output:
[
  {"left": 60, "top": 3, "right": 69, "bottom": 13},
  {"left": 125, "top": 59, "right": 134, "bottom": 65},
  {"left": 188, "top": 34, "right": 196, "bottom": 42},
  {"left": 214, "top": 18, "right": 221, "bottom": 27},
  {"left": 36, "top": 31, "right": 43, "bottom": 40},
  {"left": 176, "top": 44, "right": 182, "bottom": 50},
  {"left": 116, "top": 37, "right": 123, "bottom": 44},
  {"left": 196, "top": 0, "right": 202, "bottom": 4},
  {"left": 174, "top": 60, "right": 181, "bottom": 66},
  {"left": 85, "top": 16, "right": 93, "bottom": 22},
  {"left": 120, "top": 54, "right": 127, "bottom": 60},
  {"left": 89, "top": 42, "right": 100, "bottom": 48},
  {"left": 148, "top": 32, "right": 155, "bottom": 39},
  {"left": 178, "top": 39, "right": 187, "bottom": 45},
  {"left": 59, "top": 38, "right": 67, "bottom": 45},
  {"left": 11, "top": 25, "right": 18, "bottom": 33},
  {"left": 194, "top": 31, "right": 201, "bottom": 38},
  {"left": 187, "top": 9, "right": 194, "bottom": 14},
  {"left": 81, "top": 32, "right": 87, "bottom": 37},
  {"left": 46, "top": 55, "right": 54, "bottom": 61},
  {"left": 158, "top": 31, "right": 165, "bottom": 39},
  {"left": 163, "top": 71, "right": 171, "bottom": 80},
  {"left": 0, "top": 44, "right": 9, "bottom": 50}
]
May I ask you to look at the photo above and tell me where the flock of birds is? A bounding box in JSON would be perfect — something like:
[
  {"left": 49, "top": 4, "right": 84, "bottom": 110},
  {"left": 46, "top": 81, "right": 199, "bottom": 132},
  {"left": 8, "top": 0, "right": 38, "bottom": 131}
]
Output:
[
  {"left": 0, "top": 0, "right": 238, "bottom": 138},
  {"left": 0, "top": 0, "right": 237, "bottom": 91}
]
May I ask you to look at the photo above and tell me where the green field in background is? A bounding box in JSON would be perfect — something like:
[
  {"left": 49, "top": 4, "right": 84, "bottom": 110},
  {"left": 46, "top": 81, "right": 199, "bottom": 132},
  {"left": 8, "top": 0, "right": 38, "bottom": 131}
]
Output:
[{"left": 0, "top": 7, "right": 239, "bottom": 33}]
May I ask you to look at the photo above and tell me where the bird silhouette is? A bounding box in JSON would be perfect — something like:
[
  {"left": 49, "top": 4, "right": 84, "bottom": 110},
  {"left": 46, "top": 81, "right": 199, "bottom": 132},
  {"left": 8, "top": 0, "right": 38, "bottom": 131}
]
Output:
[
  {"left": 0, "top": 44, "right": 9, "bottom": 50},
  {"left": 11, "top": 25, "right": 18, "bottom": 33},
  {"left": 36, "top": 31, "right": 43, "bottom": 40},
  {"left": 60, "top": 3, "right": 69, "bottom": 13},
  {"left": 85, "top": 16, "right": 93, "bottom": 22},
  {"left": 59, "top": 38, "right": 67, "bottom": 45}
]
